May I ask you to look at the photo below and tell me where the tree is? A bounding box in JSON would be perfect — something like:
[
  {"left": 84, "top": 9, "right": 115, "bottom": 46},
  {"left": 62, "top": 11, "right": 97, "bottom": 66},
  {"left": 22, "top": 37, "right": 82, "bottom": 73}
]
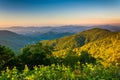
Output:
[
  {"left": 79, "top": 51, "right": 96, "bottom": 66},
  {"left": 19, "top": 43, "right": 53, "bottom": 69},
  {"left": 64, "top": 49, "right": 79, "bottom": 68},
  {"left": 0, "top": 45, "right": 14, "bottom": 70}
]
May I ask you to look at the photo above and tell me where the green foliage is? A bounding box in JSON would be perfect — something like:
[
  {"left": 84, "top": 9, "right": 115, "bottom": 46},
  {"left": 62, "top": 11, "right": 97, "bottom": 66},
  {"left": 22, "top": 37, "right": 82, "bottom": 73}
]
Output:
[
  {"left": 19, "top": 43, "right": 53, "bottom": 69},
  {"left": 0, "top": 64, "right": 120, "bottom": 80},
  {"left": 81, "top": 64, "right": 120, "bottom": 80},
  {"left": 75, "top": 32, "right": 120, "bottom": 67},
  {"left": 0, "top": 45, "right": 15, "bottom": 70},
  {"left": 79, "top": 51, "right": 96, "bottom": 65},
  {"left": 63, "top": 49, "right": 79, "bottom": 68}
]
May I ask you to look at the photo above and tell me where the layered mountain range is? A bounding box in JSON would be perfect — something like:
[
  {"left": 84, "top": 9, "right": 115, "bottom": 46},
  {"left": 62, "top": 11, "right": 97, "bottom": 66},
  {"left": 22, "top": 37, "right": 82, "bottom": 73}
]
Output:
[{"left": 0, "top": 25, "right": 120, "bottom": 53}]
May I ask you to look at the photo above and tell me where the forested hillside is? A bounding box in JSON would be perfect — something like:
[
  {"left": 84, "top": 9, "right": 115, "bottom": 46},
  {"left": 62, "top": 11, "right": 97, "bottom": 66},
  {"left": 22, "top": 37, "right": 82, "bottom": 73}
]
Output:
[
  {"left": 75, "top": 32, "right": 120, "bottom": 66},
  {"left": 52, "top": 31, "right": 120, "bottom": 67},
  {"left": 41, "top": 28, "right": 117, "bottom": 50}
]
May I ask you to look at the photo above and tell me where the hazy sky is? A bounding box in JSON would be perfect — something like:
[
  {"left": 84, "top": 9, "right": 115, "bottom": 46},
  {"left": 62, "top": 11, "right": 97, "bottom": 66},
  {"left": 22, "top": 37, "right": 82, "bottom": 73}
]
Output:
[{"left": 0, "top": 0, "right": 120, "bottom": 27}]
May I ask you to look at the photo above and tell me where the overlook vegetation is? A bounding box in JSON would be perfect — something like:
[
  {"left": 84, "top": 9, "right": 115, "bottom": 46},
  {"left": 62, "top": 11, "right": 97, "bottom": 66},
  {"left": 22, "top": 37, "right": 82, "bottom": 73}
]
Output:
[{"left": 0, "top": 28, "right": 120, "bottom": 79}]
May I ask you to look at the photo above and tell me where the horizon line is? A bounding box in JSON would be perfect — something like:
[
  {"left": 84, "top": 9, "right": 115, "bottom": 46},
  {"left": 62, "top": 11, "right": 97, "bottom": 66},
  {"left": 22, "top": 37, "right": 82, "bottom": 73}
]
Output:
[{"left": 0, "top": 23, "right": 120, "bottom": 28}]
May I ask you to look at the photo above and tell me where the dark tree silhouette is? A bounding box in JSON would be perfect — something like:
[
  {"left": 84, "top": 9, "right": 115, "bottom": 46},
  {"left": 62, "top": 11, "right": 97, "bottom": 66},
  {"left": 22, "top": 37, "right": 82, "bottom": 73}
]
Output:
[
  {"left": 19, "top": 43, "right": 53, "bottom": 69},
  {"left": 0, "top": 45, "right": 14, "bottom": 70},
  {"left": 79, "top": 51, "right": 96, "bottom": 66}
]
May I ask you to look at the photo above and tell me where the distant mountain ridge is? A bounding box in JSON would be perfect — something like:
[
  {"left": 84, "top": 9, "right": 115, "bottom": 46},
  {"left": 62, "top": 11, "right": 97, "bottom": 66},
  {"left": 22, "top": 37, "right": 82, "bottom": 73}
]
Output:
[
  {"left": 28, "top": 31, "right": 74, "bottom": 40},
  {"left": 1, "top": 25, "right": 120, "bottom": 35},
  {"left": 2, "top": 25, "right": 91, "bottom": 34},
  {"left": 0, "top": 25, "right": 120, "bottom": 52}
]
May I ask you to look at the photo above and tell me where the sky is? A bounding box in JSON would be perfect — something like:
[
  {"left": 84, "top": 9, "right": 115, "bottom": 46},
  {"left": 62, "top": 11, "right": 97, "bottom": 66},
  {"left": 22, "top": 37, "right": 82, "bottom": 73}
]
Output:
[{"left": 0, "top": 0, "right": 120, "bottom": 27}]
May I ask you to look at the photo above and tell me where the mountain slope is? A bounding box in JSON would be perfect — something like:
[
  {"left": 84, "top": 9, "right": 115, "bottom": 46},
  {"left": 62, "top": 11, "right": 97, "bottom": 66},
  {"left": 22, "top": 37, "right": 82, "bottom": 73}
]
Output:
[
  {"left": 50, "top": 30, "right": 120, "bottom": 66},
  {"left": 3, "top": 26, "right": 91, "bottom": 34},
  {"left": 41, "top": 28, "right": 117, "bottom": 50},
  {"left": 0, "top": 30, "right": 34, "bottom": 52},
  {"left": 0, "top": 30, "right": 74, "bottom": 52},
  {"left": 74, "top": 32, "right": 120, "bottom": 66}
]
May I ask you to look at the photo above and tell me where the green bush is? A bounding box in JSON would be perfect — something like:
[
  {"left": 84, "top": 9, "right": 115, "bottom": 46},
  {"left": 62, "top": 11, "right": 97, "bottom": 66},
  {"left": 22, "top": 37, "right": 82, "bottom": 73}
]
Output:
[{"left": 0, "top": 64, "right": 120, "bottom": 80}]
